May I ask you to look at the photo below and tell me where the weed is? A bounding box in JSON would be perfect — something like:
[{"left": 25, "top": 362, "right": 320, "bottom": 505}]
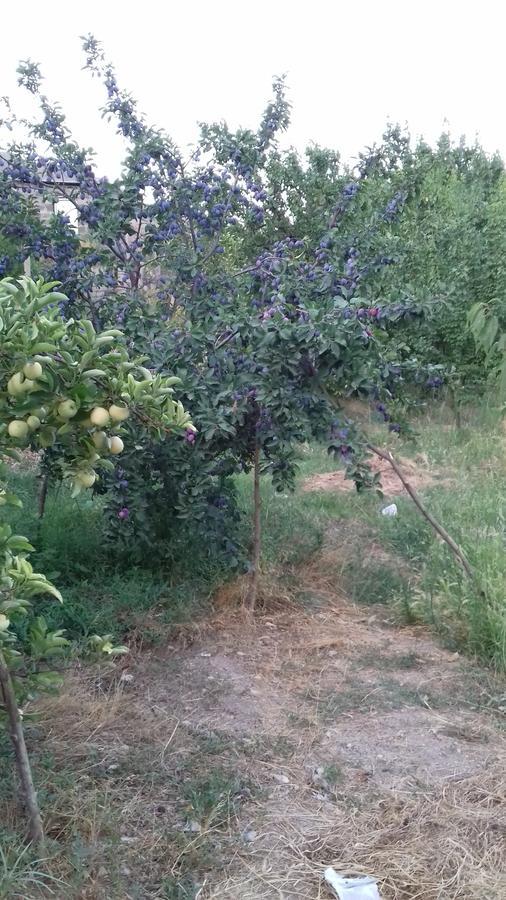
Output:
[
  {"left": 183, "top": 769, "right": 254, "bottom": 830},
  {"left": 322, "top": 763, "right": 343, "bottom": 786},
  {"left": 240, "top": 734, "right": 296, "bottom": 760},
  {"left": 286, "top": 712, "right": 312, "bottom": 728},
  {"left": 0, "top": 837, "right": 67, "bottom": 899},
  {"left": 344, "top": 560, "right": 412, "bottom": 607},
  {"left": 161, "top": 874, "right": 200, "bottom": 899},
  {"left": 195, "top": 731, "right": 232, "bottom": 756}
]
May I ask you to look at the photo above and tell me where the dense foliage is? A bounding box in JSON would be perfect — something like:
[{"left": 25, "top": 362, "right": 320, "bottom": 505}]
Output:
[{"left": 1, "top": 37, "right": 503, "bottom": 570}]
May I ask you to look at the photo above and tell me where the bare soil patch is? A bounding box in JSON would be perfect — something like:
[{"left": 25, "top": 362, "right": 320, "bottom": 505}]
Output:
[
  {"left": 302, "top": 454, "right": 451, "bottom": 497},
  {"left": 26, "top": 525, "right": 505, "bottom": 899}
]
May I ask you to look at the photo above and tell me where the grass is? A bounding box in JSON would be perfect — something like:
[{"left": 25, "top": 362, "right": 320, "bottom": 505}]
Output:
[
  {"left": 369, "top": 441, "right": 506, "bottom": 667},
  {"left": 183, "top": 769, "right": 255, "bottom": 829},
  {"left": 4, "top": 408, "right": 506, "bottom": 673},
  {"left": 234, "top": 415, "right": 506, "bottom": 667},
  {"left": 0, "top": 839, "right": 68, "bottom": 899},
  {"left": 3, "top": 471, "right": 234, "bottom": 646}
]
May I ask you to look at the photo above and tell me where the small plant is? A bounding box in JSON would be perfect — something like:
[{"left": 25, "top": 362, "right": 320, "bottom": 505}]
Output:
[
  {"left": 161, "top": 875, "right": 199, "bottom": 900},
  {"left": 0, "top": 837, "right": 66, "bottom": 899},
  {"left": 183, "top": 770, "right": 252, "bottom": 830}
]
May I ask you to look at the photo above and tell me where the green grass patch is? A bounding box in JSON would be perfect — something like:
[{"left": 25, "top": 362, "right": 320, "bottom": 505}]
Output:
[{"left": 371, "top": 471, "right": 506, "bottom": 667}]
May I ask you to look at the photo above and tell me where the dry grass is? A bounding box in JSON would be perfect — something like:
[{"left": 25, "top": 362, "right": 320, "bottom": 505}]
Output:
[
  {"left": 209, "top": 767, "right": 506, "bottom": 899},
  {"left": 3, "top": 517, "right": 505, "bottom": 899},
  {"left": 302, "top": 454, "right": 452, "bottom": 497}
]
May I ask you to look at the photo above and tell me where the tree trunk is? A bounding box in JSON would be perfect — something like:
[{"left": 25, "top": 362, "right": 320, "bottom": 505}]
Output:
[
  {"left": 0, "top": 649, "right": 44, "bottom": 847},
  {"left": 38, "top": 473, "right": 49, "bottom": 520},
  {"left": 448, "top": 385, "right": 462, "bottom": 430},
  {"left": 247, "top": 440, "right": 261, "bottom": 611}
]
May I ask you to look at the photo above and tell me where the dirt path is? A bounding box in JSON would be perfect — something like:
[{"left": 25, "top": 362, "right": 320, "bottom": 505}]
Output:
[{"left": 35, "top": 528, "right": 506, "bottom": 899}]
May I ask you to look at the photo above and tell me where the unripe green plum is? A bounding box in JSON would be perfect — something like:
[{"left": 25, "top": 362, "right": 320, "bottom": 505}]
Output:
[
  {"left": 23, "top": 361, "right": 43, "bottom": 380},
  {"left": 76, "top": 469, "right": 96, "bottom": 488},
  {"left": 21, "top": 379, "right": 35, "bottom": 393},
  {"left": 26, "top": 415, "right": 41, "bottom": 431},
  {"left": 90, "top": 406, "right": 110, "bottom": 427},
  {"left": 58, "top": 399, "right": 78, "bottom": 420},
  {"left": 109, "top": 404, "right": 130, "bottom": 422},
  {"left": 8, "top": 420, "right": 29, "bottom": 440},
  {"left": 109, "top": 436, "right": 124, "bottom": 455}
]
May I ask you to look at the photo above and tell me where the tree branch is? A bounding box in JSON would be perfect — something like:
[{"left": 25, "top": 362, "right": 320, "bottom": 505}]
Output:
[{"left": 368, "top": 443, "right": 478, "bottom": 585}]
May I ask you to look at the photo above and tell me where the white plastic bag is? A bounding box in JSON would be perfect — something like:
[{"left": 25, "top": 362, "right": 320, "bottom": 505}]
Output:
[
  {"left": 381, "top": 503, "right": 397, "bottom": 517},
  {"left": 324, "top": 868, "right": 381, "bottom": 899}
]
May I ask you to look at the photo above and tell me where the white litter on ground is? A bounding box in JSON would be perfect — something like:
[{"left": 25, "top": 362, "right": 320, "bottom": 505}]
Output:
[{"left": 324, "top": 868, "right": 381, "bottom": 899}]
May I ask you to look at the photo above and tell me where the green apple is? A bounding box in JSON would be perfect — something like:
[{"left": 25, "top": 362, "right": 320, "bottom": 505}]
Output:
[
  {"left": 26, "top": 415, "right": 41, "bottom": 431},
  {"left": 7, "top": 372, "right": 25, "bottom": 396},
  {"left": 58, "top": 399, "right": 78, "bottom": 419},
  {"left": 75, "top": 469, "right": 96, "bottom": 488},
  {"left": 109, "top": 436, "right": 124, "bottom": 455},
  {"left": 90, "top": 406, "right": 110, "bottom": 427},
  {"left": 8, "top": 420, "right": 29, "bottom": 440},
  {"left": 23, "top": 361, "right": 43, "bottom": 380},
  {"left": 109, "top": 404, "right": 130, "bottom": 422}
]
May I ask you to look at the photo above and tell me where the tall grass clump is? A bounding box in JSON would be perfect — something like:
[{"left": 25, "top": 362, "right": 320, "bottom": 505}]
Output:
[{"left": 374, "top": 407, "right": 506, "bottom": 669}]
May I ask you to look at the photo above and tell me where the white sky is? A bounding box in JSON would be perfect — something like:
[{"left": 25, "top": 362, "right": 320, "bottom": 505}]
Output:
[{"left": 2, "top": 0, "right": 506, "bottom": 175}]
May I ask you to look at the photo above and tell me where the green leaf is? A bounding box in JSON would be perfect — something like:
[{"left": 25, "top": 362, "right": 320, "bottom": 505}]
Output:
[
  {"left": 0, "top": 492, "right": 23, "bottom": 508},
  {"left": 7, "top": 535, "right": 35, "bottom": 552}
]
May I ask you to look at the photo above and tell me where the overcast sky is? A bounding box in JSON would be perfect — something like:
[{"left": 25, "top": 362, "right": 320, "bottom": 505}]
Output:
[{"left": 2, "top": 0, "right": 505, "bottom": 175}]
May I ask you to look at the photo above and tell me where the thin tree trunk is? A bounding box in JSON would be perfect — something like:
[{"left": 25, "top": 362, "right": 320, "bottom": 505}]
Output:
[
  {"left": 247, "top": 439, "right": 261, "bottom": 611},
  {"left": 0, "top": 649, "right": 44, "bottom": 847},
  {"left": 38, "top": 473, "right": 49, "bottom": 520},
  {"left": 369, "top": 443, "right": 477, "bottom": 583},
  {"left": 448, "top": 385, "right": 462, "bottom": 430}
]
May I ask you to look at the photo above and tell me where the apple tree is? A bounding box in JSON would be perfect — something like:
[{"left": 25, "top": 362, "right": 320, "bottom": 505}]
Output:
[{"left": 0, "top": 275, "right": 192, "bottom": 845}]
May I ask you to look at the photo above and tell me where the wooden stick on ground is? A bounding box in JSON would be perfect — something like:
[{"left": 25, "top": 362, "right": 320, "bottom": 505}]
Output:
[{"left": 368, "top": 443, "right": 477, "bottom": 583}]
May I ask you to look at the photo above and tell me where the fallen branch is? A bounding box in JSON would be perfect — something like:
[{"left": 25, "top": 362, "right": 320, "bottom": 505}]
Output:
[{"left": 368, "top": 443, "right": 477, "bottom": 584}]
